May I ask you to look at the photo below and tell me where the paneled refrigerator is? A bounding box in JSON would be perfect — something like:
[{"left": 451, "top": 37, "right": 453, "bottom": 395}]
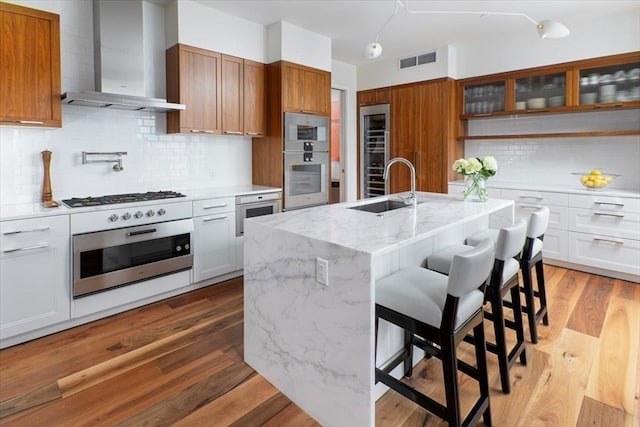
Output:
[{"left": 359, "top": 104, "right": 390, "bottom": 198}]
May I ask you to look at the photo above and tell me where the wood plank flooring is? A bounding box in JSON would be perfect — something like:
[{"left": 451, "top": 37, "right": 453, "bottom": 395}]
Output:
[{"left": 0, "top": 266, "right": 638, "bottom": 426}]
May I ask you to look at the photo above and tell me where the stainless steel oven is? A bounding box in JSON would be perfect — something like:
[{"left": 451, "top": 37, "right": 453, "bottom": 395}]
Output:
[
  {"left": 236, "top": 192, "right": 281, "bottom": 236},
  {"left": 283, "top": 151, "right": 329, "bottom": 209},
  {"left": 283, "top": 113, "right": 329, "bottom": 210},
  {"left": 70, "top": 200, "right": 193, "bottom": 298}
]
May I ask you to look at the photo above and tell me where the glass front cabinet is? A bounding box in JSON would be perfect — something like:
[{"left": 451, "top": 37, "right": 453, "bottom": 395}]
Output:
[{"left": 460, "top": 51, "right": 640, "bottom": 117}]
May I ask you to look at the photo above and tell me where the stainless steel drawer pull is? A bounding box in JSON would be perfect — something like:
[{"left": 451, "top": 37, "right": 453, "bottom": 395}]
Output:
[
  {"left": 594, "top": 201, "right": 624, "bottom": 207},
  {"left": 223, "top": 131, "right": 243, "bottom": 135},
  {"left": 3, "top": 242, "right": 49, "bottom": 253},
  {"left": 18, "top": 120, "right": 44, "bottom": 125},
  {"left": 519, "top": 196, "right": 544, "bottom": 200},
  {"left": 594, "top": 212, "right": 625, "bottom": 218},
  {"left": 203, "top": 216, "right": 227, "bottom": 222},
  {"left": 245, "top": 132, "right": 261, "bottom": 136},
  {"left": 593, "top": 236, "right": 624, "bottom": 244},
  {"left": 203, "top": 204, "right": 227, "bottom": 209},
  {"left": 518, "top": 204, "right": 541, "bottom": 209},
  {"left": 3, "top": 226, "right": 51, "bottom": 235}
]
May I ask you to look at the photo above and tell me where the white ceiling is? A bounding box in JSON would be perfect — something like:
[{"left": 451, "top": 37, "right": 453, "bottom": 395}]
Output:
[{"left": 194, "top": 0, "right": 639, "bottom": 66}]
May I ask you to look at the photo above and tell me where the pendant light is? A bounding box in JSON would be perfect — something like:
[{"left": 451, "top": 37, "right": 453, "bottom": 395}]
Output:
[{"left": 365, "top": 0, "right": 570, "bottom": 59}]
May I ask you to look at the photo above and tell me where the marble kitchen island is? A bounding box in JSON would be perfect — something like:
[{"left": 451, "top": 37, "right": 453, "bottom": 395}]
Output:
[{"left": 243, "top": 192, "right": 514, "bottom": 426}]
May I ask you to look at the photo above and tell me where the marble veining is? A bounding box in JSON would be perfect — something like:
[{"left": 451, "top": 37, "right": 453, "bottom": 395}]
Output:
[
  {"left": 244, "top": 192, "right": 514, "bottom": 426},
  {"left": 249, "top": 192, "right": 513, "bottom": 255}
]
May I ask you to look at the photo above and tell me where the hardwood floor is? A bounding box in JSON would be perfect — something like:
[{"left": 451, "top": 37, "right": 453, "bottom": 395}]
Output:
[{"left": 0, "top": 266, "right": 638, "bottom": 426}]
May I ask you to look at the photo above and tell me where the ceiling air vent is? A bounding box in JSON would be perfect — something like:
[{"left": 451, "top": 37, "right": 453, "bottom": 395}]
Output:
[{"left": 398, "top": 50, "right": 437, "bottom": 70}]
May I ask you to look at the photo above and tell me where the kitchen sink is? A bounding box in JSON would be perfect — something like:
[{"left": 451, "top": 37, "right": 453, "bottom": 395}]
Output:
[{"left": 349, "top": 199, "right": 419, "bottom": 214}]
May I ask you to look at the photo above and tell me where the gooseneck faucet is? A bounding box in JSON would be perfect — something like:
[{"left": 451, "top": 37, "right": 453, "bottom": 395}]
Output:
[{"left": 383, "top": 157, "right": 417, "bottom": 206}]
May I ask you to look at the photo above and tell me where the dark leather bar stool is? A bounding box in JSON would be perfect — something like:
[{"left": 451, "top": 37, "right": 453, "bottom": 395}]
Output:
[
  {"left": 375, "top": 239, "right": 495, "bottom": 426},
  {"left": 426, "top": 219, "right": 528, "bottom": 394},
  {"left": 467, "top": 206, "right": 550, "bottom": 344}
]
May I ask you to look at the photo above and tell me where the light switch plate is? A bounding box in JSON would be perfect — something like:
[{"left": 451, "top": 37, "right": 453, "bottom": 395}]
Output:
[{"left": 316, "top": 257, "right": 328, "bottom": 286}]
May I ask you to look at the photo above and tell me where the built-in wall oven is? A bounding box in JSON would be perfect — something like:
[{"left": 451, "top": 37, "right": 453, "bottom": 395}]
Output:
[
  {"left": 283, "top": 113, "right": 330, "bottom": 210},
  {"left": 236, "top": 192, "right": 282, "bottom": 236},
  {"left": 68, "top": 197, "right": 193, "bottom": 298}
]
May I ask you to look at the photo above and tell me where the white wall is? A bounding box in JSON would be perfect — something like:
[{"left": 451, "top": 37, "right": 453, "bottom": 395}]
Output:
[
  {"left": 267, "top": 21, "right": 332, "bottom": 71},
  {"left": 455, "top": 7, "right": 640, "bottom": 78},
  {"left": 174, "top": 0, "right": 267, "bottom": 62},
  {"left": 331, "top": 60, "right": 358, "bottom": 202},
  {"left": 0, "top": 0, "right": 252, "bottom": 206},
  {"left": 357, "top": 45, "right": 454, "bottom": 91}
]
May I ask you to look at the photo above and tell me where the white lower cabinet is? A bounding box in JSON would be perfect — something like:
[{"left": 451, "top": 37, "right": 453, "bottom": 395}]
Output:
[
  {"left": 192, "top": 198, "right": 237, "bottom": 283},
  {"left": 568, "top": 231, "right": 640, "bottom": 276},
  {"left": 450, "top": 183, "right": 640, "bottom": 280},
  {"left": 0, "top": 215, "right": 70, "bottom": 340}
]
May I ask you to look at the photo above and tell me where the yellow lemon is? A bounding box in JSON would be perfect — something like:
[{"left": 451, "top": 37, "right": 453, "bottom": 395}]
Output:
[
  {"left": 605, "top": 176, "right": 613, "bottom": 183},
  {"left": 581, "top": 175, "right": 589, "bottom": 184},
  {"left": 590, "top": 169, "right": 602, "bottom": 176},
  {"left": 584, "top": 180, "right": 594, "bottom": 187}
]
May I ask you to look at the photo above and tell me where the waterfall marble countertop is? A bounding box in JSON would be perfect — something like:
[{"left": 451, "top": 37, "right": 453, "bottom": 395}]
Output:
[
  {"left": 247, "top": 191, "right": 514, "bottom": 255},
  {"left": 243, "top": 192, "right": 514, "bottom": 427}
]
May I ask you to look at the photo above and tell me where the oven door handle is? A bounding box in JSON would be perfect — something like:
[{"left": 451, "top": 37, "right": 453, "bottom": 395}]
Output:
[{"left": 127, "top": 228, "right": 157, "bottom": 237}]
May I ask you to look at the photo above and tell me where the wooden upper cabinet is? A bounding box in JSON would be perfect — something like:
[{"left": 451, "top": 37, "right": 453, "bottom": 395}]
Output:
[
  {"left": 282, "top": 62, "right": 330, "bottom": 115},
  {"left": 221, "top": 54, "right": 244, "bottom": 135},
  {"left": 243, "top": 59, "right": 265, "bottom": 136},
  {"left": 0, "top": 2, "right": 61, "bottom": 128},
  {"left": 357, "top": 88, "right": 390, "bottom": 106},
  {"left": 166, "top": 44, "right": 222, "bottom": 134}
]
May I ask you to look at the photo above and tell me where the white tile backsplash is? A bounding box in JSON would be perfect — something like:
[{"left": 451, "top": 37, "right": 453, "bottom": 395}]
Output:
[
  {"left": 465, "top": 136, "right": 640, "bottom": 190},
  {"left": 465, "top": 111, "right": 640, "bottom": 191},
  {"left": 0, "top": 107, "right": 252, "bottom": 204}
]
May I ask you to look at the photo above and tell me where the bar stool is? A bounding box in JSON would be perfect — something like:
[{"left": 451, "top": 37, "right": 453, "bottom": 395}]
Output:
[
  {"left": 467, "top": 206, "right": 550, "bottom": 344},
  {"left": 426, "top": 219, "right": 528, "bottom": 394},
  {"left": 375, "top": 239, "right": 495, "bottom": 426}
]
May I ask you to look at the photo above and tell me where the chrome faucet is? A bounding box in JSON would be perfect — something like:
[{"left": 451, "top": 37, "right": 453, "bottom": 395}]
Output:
[{"left": 383, "top": 157, "right": 417, "bottom": 206}]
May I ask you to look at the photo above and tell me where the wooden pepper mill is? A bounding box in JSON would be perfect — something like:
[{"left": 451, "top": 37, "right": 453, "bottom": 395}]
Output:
[{"left": 41, "top": 150, "right": 59, "bottom": 208}]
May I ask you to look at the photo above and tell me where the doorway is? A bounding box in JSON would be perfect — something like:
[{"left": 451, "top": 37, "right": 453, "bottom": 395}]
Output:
[{"left": 330, "top": 88, "right": 345, "bottom": 204}]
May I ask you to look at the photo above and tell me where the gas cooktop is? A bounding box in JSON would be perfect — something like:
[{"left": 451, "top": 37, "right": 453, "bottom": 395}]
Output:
[{"left": 62, "top": 191, "right": 186, "bottom": 208}]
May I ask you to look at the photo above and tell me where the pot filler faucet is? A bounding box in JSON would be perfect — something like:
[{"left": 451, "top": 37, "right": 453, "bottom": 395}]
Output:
[{"left": 383, "top": 157, "right": 417, "bottom": 207}]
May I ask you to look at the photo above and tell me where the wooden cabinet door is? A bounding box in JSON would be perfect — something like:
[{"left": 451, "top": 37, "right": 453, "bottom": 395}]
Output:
[
  {"left": 282, "top": 64, "right": 305, "bottom": 113},
  {"left": 167, "top": 44, "right": 221, "bottom": 134},
  {"left": 358, "top": 88, "right": 390, "bottom": 106},
  {"left": 0, "top": 2, "right": 61, "bottom": 127},
  {"left": 221, "top": 54, "right": 243, "bottom": 135},
  {"left": 390, "top": 85, "right": 418, "bottom": 194},
  {"left": 243, "top": 59, "right": 265, "bottom": 136},
  {"left": 416, "top": 81, "right": 448, "bottom": 193},
  {"left": 303, "top": 68, "right": 330, "bottom": 115},
  {"left": 282, "top": 63, "right": 330, "bottom": 115}
]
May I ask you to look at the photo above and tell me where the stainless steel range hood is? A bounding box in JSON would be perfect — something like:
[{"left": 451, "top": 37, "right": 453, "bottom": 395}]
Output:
[{"left": 62, "top": 0, "right": 185, "bottom": 112}]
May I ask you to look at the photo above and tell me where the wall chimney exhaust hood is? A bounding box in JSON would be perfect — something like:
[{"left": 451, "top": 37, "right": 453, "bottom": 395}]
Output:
[{"left": 61, "top": 0, "right": 185, "bottom": 112}]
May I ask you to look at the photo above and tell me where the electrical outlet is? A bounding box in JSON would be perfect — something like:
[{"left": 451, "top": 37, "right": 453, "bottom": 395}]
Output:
[{"left": 316, "top": 257, "right": 329, "bottom": 286}]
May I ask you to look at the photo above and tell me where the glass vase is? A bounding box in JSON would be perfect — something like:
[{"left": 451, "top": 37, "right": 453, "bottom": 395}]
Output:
[{"left": 464, "top": 174, "right": 488, "bottom": 202}]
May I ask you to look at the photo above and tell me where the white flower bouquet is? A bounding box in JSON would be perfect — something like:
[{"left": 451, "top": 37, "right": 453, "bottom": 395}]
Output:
[{"left": 452, "top": 156, "right": 498, "bottom": 201}]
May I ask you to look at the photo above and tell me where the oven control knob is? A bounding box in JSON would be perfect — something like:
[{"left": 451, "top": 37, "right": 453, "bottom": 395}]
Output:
[
  {"left": 108, "top": 214, "right": 118, "bottom": 222},
  {"left": 184, "top": 244, "right": 190, "bottom": 250},
  {"left": 121, "top": 212, "right": 131, "bottom": 220},
  {"left": 146, "top": 209, "right": 155, "bottom": 217},
  {"left": 134, "top": 211, "right": 143, "bottom": 219},
  {"left": 157, "top": 208, "right": 166, "bottom": 216}
]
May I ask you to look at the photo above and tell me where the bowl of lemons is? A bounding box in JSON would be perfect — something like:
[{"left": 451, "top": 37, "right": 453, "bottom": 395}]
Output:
[{"left": 573, "top": 170, "right": 620, "bottom": 190}]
